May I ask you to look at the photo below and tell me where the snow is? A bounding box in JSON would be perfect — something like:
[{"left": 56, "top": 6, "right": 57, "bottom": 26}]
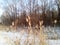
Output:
[
  {"left": 47, "top": 40, "right": 60, "bottom": 45},
  {"left": 0, "top": 31, "right": 60, "bottom": 45}
]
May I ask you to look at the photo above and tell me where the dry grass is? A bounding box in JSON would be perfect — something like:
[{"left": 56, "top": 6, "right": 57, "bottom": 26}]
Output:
[
  {"left": 0, "top": 16, "right": 48, "bottom": 45},
  {"left": 7, "top": 16, "right": 47, "bottom": 45},
  {"left": 25, "top": 16, "right": 47, "bottom": 45}
]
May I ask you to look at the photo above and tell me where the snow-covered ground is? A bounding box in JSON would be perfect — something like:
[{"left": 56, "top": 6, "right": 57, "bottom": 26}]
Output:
[
  {"left": 0, "top": 31, "right": 60, "bottom": 45},
  {"left": 47, "top": 40, "right": 60, "bottom": 45},
  {"left": 0, "top": 31, "right": 39, "bottom": 45}
]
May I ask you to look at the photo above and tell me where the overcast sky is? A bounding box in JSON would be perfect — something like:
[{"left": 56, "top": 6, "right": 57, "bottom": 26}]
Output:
[
  {"left": 0, "top": 0, "right": 10, "bottom": 16},
  {"left": 0, "top": 0, "right": 4, "bottom": 16},
  {"left": 0, "top": 0, "right": 56, "bottom": 17}
]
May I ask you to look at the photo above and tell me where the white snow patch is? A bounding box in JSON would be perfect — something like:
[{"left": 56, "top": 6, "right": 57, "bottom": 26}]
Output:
[{"left": 0, "top": 31, "right": 60, "bottom": 45}]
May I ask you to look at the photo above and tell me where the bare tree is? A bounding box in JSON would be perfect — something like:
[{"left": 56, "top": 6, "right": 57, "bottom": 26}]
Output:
[
  {"left": 1, "top": 0, "right": 18, "bottom": 25},
  {"left": 55, "top": 0, "right": 60, "bottom": 21}
]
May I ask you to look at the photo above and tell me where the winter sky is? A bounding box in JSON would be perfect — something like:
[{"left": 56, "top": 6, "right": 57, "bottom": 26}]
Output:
[{"left": 0, "top": 0, "right": 56, "bottom": 17}]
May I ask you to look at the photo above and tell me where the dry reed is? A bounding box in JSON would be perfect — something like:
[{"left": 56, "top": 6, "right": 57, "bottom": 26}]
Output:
[{"left": 26, "top": 15, "right": 47, "bottom": 45}]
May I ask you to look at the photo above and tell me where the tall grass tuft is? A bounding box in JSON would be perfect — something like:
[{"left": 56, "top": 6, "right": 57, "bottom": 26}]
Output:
[
  {"left": 26, "top": 15, "right": 47, "bottom": 45},
  {"left": 38, "top": 20, "right": 47, "bottom": 45}
]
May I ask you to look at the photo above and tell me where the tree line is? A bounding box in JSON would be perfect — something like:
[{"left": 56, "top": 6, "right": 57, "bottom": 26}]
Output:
[{"left": 1, "top": 0, "right": 60, "bottom": 26}]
